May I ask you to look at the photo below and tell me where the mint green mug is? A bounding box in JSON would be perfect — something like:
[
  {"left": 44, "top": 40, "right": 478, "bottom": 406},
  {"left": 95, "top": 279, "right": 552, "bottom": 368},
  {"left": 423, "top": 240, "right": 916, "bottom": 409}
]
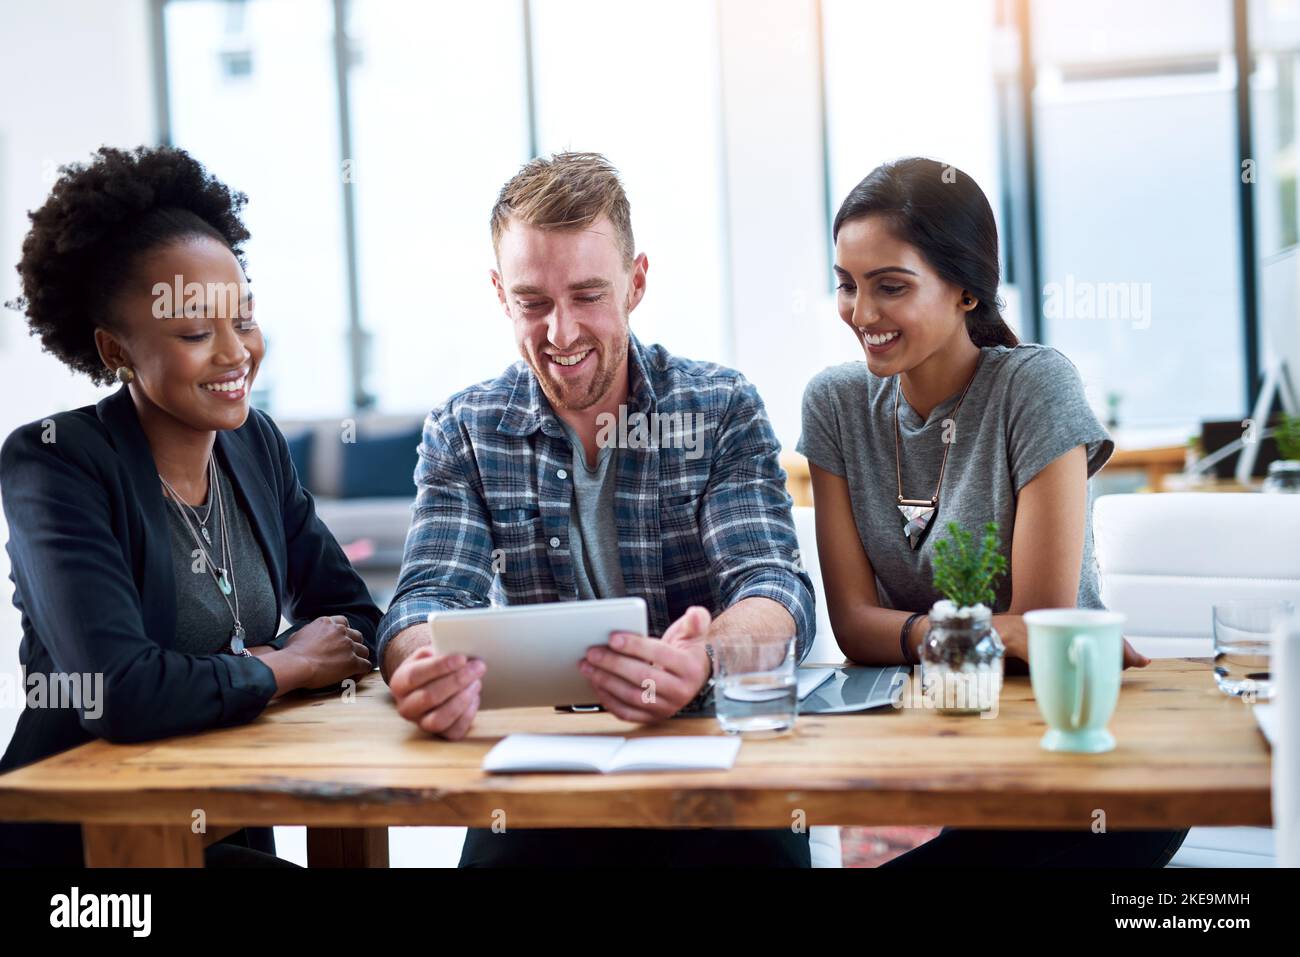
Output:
[{"left": 1025, "top": 609, "right": 1126, "bottom": 753}]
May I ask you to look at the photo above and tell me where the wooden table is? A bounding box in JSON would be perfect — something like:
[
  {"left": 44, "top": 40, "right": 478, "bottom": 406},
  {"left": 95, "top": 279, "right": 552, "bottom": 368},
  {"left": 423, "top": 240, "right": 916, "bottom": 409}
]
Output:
[
  {"left": 1102, "top": 444, "right": 1188, "bottom": 492},
  {"left": 780, "top": 451, "right": 812, "bottom": 507},
  {"left": 0, "top": 659, "right": 1271, "bottom": 866}
]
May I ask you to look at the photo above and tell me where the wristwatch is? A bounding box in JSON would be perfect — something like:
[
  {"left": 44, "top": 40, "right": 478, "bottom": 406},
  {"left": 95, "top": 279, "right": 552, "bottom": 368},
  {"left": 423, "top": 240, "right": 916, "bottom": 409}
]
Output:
[{"left": 681, "top": 642, "right": 716, "bottom": 713}]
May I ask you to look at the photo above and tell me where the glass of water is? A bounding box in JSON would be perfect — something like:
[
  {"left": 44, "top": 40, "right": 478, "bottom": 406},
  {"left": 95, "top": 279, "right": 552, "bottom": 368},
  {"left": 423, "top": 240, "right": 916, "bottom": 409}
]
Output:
[
  {"left": 713, "top": 634, "right": 797, "bottom": 735},
  {"left": 1212, "top": 599, "right": 1294, "bottom": 699}
]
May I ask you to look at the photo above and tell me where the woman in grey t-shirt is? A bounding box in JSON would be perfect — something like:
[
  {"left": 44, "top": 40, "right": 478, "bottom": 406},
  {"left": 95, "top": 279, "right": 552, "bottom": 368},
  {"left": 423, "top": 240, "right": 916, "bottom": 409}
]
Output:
[{"left": 798, "top": 157, "right": 1184, "bottom": 868}]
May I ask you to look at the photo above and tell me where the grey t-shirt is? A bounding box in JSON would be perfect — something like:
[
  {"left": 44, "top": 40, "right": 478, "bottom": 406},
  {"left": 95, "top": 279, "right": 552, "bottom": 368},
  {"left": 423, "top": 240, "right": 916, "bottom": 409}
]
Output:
[
  {"left": 164, "top": 462, "right": 279, "bottom": 655},
  {"left": 559, "top": 421, "right": 627, "bottom": 601},
  {"left": 797, "top": 344, "right": 1113, "bottom": 614}
]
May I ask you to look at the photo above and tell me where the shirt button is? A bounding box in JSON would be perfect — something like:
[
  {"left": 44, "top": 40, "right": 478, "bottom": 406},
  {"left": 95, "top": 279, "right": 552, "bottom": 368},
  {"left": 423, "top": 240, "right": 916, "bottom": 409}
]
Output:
[
  {"left": 549, "top": 537, "right": 561, "bottom": 548},
  {"left": 557, "top": 468, "right": 568, "bottom": 480}
]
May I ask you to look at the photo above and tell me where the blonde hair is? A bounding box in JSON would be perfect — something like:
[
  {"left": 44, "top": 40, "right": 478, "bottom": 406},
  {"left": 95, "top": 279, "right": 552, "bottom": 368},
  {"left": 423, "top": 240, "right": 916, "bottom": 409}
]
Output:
[{"left": 490, "top": 152, "right": 635, "bottom": 265}]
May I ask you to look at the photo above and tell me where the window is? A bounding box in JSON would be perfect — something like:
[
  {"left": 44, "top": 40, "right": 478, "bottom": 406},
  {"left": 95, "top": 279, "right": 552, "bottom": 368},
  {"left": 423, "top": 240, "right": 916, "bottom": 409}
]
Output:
[
  {"left": 161, "top": 0, "right": 732, "bottom": 417},
  {"left": 164, "top": 0, "right": 353, "bottom": 417},
  {"left": 1031, "top": 0, "right": 1246, "bottom": 428},
  {"left": 822, "top": 0, "right": 1003, "bottom": 222},
  {"left": 530, "top": 0, "right": 729, "bottom": 361},
  {"left": 343, "top": 0, "right": 530, "bottom": 413}
]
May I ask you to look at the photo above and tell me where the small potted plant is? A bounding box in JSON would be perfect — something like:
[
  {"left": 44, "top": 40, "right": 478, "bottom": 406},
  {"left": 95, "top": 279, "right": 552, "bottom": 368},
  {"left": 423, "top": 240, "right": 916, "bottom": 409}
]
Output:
[
  {"left": 1264, "top": 414, "right": 1300, "bottom": 494},
  {"left": 922, "top": 521, "right": 1009, "bottom": 715},
  {"left": 1105, "top": 391, "right": 1122, "bottom": 430}
]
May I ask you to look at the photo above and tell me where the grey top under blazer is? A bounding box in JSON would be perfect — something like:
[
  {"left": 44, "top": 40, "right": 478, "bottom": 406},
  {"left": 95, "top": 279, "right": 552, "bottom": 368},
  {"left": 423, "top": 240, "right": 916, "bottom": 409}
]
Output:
[{"left": 0, "top": 384, "right": 380, "bottom": 865}]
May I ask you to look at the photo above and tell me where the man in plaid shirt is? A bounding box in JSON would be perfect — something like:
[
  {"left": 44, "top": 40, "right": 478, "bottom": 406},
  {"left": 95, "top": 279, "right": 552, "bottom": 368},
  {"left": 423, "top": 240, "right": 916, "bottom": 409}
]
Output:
[{"left": 378, "top": 152, "right": 814, "bottom": 866}]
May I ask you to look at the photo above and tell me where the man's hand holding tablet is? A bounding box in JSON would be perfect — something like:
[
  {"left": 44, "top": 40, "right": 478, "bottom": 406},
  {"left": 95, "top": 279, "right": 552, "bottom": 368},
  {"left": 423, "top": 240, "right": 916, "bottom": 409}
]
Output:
[
  {"left": 579, "top": 606, "right": 713, "bottom": 722},
  {"left": 389, "top": 645, "right": 485, "bottom": 740},
  {"left": 385, "top": 601, "right": 715, "bottom": 738}
]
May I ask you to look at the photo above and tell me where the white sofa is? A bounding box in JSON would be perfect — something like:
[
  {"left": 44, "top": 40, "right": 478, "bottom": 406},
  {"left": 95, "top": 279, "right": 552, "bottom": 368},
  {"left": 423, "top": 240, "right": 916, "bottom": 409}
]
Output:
[
  {"left": 1093, "top": 492, "right": 1300, "bottom": 867},
  {"left": 792, "top": 506, "right": 845, "bottom": 666}
]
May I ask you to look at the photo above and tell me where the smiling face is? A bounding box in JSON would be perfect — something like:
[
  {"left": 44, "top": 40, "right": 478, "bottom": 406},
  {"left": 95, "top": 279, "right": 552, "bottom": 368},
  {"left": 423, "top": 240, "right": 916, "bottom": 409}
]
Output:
[
  {"left": 95, "top": 235, "right": 264, "bottom": 433},
  {"left": 833, "top": 214, "right": 976, "bottom": 378},
  {"left": 491, "top": 213, "right": 646, "bottom": 412}
]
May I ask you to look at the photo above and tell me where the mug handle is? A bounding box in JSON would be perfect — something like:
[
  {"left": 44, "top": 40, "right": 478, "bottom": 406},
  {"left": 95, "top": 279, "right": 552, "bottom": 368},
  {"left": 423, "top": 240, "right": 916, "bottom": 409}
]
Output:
[{"left": 1067, "top": 634, "right": 1091, "bottom": 730}]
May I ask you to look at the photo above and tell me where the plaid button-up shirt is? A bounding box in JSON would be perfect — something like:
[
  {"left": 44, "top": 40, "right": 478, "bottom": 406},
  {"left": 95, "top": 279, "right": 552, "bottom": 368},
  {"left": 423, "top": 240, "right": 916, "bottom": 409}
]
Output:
[{"left": 376, "top": 334, "right": 815, "bottom": 664}]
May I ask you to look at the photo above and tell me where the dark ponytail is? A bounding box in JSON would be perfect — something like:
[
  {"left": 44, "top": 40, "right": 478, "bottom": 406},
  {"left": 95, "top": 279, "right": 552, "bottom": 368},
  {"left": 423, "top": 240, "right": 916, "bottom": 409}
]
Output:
[{"left": 832, "top": 157, "right": 1018, "bottom": 349}]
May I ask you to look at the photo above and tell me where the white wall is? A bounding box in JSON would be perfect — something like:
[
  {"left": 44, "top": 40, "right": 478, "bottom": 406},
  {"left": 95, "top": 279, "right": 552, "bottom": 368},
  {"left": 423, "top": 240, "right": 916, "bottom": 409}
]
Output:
[{"left": 0, "top": 0, "right": 156, "bottom": 755}]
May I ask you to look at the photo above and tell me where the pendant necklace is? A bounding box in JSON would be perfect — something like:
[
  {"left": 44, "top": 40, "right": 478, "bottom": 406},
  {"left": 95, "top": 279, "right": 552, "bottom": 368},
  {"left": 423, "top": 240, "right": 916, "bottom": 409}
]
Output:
[
  {"left": 161, "top": 457, "right": 244, "bottom": 651},
  {"left": 893, "top": 362, "right": 981, "bottom": 550}
]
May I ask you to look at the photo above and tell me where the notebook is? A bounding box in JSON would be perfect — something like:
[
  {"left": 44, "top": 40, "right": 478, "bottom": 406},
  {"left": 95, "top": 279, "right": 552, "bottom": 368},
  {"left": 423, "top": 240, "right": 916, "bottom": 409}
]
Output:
[{"left": 482, "top": 733, "right": 741, "bottom": 774}]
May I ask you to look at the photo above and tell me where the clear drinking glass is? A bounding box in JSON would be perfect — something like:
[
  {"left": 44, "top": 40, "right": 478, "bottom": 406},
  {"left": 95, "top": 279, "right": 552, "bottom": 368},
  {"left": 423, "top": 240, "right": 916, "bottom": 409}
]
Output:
[
  {"left": 1263, "top": 460, "right": 1300, "bottom": 494},
  {"left": 1212, "top": 599, "right": 1294, "bottom": 699},
  {"left": 713, "top": 634, "right": 797, "bottom": 736}
]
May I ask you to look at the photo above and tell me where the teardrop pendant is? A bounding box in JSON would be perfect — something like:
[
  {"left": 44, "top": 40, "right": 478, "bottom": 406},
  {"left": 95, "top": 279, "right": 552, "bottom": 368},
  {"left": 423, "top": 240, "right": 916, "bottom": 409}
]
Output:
[{"left": 218, "top": 570, "right": 232, "bottom": 595}]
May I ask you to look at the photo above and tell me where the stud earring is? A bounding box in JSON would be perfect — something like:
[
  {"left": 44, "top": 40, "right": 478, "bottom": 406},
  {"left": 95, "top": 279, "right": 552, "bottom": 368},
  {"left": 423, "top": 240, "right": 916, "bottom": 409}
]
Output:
[{"left": 116, "top": 366, "right": 135, "bottom": 384}]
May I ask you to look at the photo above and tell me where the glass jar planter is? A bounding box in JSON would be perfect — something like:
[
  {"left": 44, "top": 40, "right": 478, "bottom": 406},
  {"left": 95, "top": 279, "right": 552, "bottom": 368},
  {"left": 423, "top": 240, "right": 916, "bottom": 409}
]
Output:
[
  {"left": 1263, "top": 460, "right": 1300, "bottom": 494},
  {"left": 920, "top": 601, "right": 1004, "bottom": 715}
]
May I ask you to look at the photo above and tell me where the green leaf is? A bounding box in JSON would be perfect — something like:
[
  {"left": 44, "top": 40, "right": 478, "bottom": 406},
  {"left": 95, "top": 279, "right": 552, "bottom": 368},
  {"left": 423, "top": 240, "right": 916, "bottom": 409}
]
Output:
[{"left": 930, "top": 519, "right": 1009, "bottom": 609}]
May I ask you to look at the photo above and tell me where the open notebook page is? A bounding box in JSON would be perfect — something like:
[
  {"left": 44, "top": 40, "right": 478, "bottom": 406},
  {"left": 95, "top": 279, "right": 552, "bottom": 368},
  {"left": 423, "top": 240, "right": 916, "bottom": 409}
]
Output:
[{"left": 482, "top": 734, "right": 740, "bottom": 773}]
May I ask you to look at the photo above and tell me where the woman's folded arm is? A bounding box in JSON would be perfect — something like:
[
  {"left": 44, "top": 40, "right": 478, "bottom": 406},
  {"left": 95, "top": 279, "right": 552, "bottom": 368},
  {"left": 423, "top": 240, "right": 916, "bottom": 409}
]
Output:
[{"left": 1, "top": 423, "right": 277, "bottom": 744}]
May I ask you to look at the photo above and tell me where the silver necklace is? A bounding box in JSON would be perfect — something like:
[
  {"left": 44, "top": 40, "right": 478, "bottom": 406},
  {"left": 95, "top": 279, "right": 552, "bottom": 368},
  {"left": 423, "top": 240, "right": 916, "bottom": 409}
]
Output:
[
  {"left": 160, "top": 457, "right": 245, "bottom": 652},
  {"left": 163, "top": 457, "right": 217, "bottom": 544}
]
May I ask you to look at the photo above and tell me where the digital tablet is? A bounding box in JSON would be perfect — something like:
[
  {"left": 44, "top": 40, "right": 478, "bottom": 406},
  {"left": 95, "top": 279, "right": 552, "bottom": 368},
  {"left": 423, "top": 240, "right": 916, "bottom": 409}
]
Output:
[
  {"left": 798, "top": 665, "right": 907, "bottom": 714},
  {"left": 682, "top": 665, "right": 906, "bottom": 718},
  {"left": 428, "top": 597, "right": 649, "bottom": 709}
]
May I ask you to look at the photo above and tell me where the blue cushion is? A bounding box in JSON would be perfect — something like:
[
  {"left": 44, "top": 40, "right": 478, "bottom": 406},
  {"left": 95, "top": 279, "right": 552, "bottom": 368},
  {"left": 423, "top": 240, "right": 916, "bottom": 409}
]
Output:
[
  {"left": 339, "top": 427, "right": 422, "bottom": 499},
  {"left": 283, "top": 430, "right": 315, "bottom": 493}
]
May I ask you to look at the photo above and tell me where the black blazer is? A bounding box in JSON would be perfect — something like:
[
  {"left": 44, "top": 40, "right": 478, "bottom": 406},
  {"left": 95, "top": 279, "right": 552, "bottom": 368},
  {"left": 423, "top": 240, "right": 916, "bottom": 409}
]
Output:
[{"left": 0, "top": 385, "right": 381, "bottom": 864}]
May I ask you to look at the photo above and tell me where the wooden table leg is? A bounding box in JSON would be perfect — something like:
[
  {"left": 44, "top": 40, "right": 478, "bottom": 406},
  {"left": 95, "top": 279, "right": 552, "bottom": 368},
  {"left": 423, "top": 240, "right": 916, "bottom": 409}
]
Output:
[
  {"left": 306, "top": 827, "right": 390, "bottom": 867},
  {"left": 83, "top": 824, "right": 204, "bottom": 867}
]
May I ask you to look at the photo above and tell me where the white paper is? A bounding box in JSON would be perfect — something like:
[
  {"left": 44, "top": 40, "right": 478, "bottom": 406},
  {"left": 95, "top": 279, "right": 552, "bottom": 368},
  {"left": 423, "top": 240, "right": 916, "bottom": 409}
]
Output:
[
  {"left": 607, "top": 735, "right": 741, "bottom": 772},
  {"left": 482, "top": 734, "right": 626, "bottom": 773},
  {"left": 797, "top": 667, "right": 835, "bottom": 699},
  {"left": 481, "top": 733, "right": 740, "bottom": 774}
]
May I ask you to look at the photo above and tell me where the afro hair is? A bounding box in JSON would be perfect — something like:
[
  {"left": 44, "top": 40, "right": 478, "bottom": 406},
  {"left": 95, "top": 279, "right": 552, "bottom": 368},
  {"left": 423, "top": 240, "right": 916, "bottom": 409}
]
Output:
[{"left": 8, "top": 145, "right": 250, "bottom": 384}]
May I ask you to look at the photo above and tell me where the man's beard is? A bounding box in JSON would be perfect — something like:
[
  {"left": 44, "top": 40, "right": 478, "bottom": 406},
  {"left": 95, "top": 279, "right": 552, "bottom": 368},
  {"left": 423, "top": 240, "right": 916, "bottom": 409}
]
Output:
[{"left": 530, "top": 324, "right": 629, "bottom": 413}]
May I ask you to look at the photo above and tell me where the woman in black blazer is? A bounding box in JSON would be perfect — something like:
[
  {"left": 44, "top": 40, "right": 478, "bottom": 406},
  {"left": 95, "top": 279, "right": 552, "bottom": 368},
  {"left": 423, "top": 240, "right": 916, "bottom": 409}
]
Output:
[{"left": 0, "top": 146, "right": 380, "bottom": 866}]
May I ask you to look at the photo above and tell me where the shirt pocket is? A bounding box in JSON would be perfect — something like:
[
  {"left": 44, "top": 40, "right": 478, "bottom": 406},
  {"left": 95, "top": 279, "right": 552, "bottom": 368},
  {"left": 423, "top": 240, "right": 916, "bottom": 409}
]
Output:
[
  {"left": 659, "top": 496, "right": 715, "bottom": 608},
  {"left": 488, "top": 507, "right": 545, "bottom": 582},
  {"left": 662, "top": 491, "right": 701, "bottom": 513}
]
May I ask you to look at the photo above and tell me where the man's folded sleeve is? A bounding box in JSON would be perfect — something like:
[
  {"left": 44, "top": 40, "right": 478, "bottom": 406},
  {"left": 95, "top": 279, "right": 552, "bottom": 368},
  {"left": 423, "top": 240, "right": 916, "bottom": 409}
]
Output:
[
  {"left": 700, "top": 374, "right": 817, "bottom": 661},
  {"left": 376, "top": 410, "right": 495, "bottom": 663}
]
